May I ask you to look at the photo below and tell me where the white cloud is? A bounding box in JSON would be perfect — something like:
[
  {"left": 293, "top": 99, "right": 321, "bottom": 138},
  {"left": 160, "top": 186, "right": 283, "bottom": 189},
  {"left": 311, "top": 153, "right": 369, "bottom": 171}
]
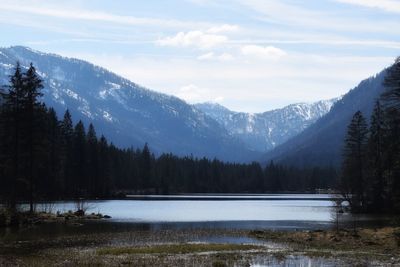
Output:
[
  {"left": 241, "top": 45, "right": 286, "bottom": 59},
  {"left": 335, "top": 0, "right": 400, "bottom": 13},
  {"left": 213, "top": 96, "right": 225, "bottom": 103},
  {"left": 176, "top": 84, "right": 223, "bottom": 103},
  {"left": 207, "top": 24, "right": 239, "bottom": 33},
  {"left": 197, "top": 52, "right": 234, "bottom": 61},
  {"left": 177, "top": 84, "right": 206, "bottom": 102},
  {"left": 156, "top": 23, "right": 238, "bottom": 50},
  {"left": 175, "top": 84, "right": 224, "bottom": 103},
  {"left": 197, "top": 52, "right": 215, "bottom": 60},
  {"left": 157, "top": 31, "right": 228, "bottom": 49},
  {"left": 218, "top": 53, "right": 234, "bottom": 61}
]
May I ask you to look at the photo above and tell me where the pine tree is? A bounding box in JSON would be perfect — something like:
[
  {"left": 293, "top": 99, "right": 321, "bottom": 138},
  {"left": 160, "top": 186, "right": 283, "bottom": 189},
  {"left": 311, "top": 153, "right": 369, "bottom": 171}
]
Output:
[
  {"left": 60, "top": 110, "right": 74, "bottom": 196},
  {"left": 61, "top": 110, "right": 73, "bottom": 138},
  {"left": 340, "top": 111, "right": 369, "bottom": 212},
  {"left": 86, "top": 123, "right": 98, "bottom": 196},
  {"left": 0, "top": 87, "right": 4, "bottom": 199},
  {"left": 0, "top": 63, "right": 25, "bottom": 211},
  {"left": 366, "top": 101, "right": 386, "bottom": 212},
  {"left": 73, "top": 121, "right": 86, "bottom": 196},
  {"left": 45, "top": 108, "right": 62, "bottom": 197},
  {"left": 381, "top": 107, "right": 400, "bottom": 212},
  {"left": 140, "top": 143, "right": 152, "bottom": 190},
  {"left": 98, "top": 135, "right": 111, "bottom": 196},
  {"left": 381, "top": 57, "right": 400, "bottom": 212},
  {"left": 22, "top": 63, "right": 43, "bottom": 212}
]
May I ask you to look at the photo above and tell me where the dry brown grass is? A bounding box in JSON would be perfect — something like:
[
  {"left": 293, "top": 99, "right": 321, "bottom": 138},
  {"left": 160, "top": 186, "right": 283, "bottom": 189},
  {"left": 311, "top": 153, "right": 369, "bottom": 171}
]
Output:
[
  {"left": 97, "top": 243, "right": 261, "bottom": 255},
  {"left": 250, "top": 227, "right": 400, "bottom": 259}
]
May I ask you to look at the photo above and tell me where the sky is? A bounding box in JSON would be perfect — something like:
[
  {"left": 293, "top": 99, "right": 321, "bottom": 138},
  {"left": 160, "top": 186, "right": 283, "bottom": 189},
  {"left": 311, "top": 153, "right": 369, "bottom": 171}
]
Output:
[{"left": 0, "top": 0, "right": 399, "bottom": 112}]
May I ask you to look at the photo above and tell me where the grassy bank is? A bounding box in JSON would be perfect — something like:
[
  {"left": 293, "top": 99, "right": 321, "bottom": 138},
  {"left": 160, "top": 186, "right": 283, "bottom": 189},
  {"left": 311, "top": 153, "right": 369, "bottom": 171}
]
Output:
[
  {"left": 250, "top": 227, "right": 400, "bottom": 262},
  {"left": 97, "top": 243, "right": 261, "bottom": 255},
  {"left": 1, "top": 224, "right": 399, "bottom": 266},
  {"left": 0, "top": 209, "right": 111, "bottom": 227}
]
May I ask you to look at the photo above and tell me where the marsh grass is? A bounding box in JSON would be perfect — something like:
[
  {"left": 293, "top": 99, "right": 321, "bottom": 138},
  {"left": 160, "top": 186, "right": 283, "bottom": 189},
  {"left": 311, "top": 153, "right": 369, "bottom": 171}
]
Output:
[
  {"left": 249, "top": 227, "right": 400, "bottom": 258},
  {"left": 97, "top": 243, "right": 261, "bottom": 256},
  {"left": 2, "top": 227, "right": 399, "bottom": 266}
]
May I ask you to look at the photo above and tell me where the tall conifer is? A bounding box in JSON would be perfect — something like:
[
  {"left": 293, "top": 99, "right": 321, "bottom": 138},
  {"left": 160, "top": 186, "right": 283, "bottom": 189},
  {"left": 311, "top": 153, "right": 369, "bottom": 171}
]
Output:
[{"left": 340, "top": 111, "right": 369, "bottom": 212}]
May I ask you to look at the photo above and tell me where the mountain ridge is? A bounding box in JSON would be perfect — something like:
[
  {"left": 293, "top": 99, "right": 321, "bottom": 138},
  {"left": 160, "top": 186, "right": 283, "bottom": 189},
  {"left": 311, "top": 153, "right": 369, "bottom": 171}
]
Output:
[
  {"left": 0, "top": 46, "right": 258, "bottom": 162},
  {"left": 261, "top": 69, "right": 388, "bottom": 167},
  {"left": 195, "top": 98, "right": 337, "bottom": 152}
]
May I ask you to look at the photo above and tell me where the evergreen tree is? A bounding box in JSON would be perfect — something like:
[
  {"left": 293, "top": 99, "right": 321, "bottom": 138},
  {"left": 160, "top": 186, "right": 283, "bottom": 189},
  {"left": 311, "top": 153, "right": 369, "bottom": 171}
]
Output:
[
  {"left": 0, "top": 63, "right": 25, "bottom": 211},
  {"left": 86, "top": 123, "right": 98, "bottom": 196},
  {"left": 340, "top": 111, "right": 369, "bottom": 212},
  {"left": 366, "top": 101, "right": 386, "bottom": 212},
  {"left": 381, "top": 58, "right": 400, "bottom": 212},
  {"left": 140, "top": 143, "right": 152, "bottom": 189},
  {"left": 22, "top": 63, "right": 43, "bottom": 212},
  {"left": 61, "top": 110, "right": 73, "bottom": 138},
  {"left": 44, "top": 108, "right": 62, "bottom": 198},
  {"left": 72, "top": 121, "right": 86, "bottom": 196},
  {"left": 60, "top": 110, "right": 74, "bottom": 196},
  {"left": 382, "top": 107, "right": 400, "bottom": 212},
  {"left": 98, "top": 135, "right": 111, "bottom": 196}
]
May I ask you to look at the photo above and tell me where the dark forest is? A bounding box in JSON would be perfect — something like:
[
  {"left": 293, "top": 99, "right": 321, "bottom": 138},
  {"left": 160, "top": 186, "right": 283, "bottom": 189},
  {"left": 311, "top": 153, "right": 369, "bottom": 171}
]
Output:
[
  {"left": 340, "top": 58, "right": 400, "bottom": 214},
  {"left": 0, "top": 63, "right": 337, "bottom": 212}
]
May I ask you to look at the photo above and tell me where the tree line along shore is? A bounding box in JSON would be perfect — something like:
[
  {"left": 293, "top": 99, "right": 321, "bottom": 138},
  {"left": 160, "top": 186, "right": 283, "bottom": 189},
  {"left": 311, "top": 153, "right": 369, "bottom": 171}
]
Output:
[
  {"left": 0, "top": 62, "right": 336, "bottom": 219},
  {"left": 0, "top": 57, "right": 399, "bottom": 226}
]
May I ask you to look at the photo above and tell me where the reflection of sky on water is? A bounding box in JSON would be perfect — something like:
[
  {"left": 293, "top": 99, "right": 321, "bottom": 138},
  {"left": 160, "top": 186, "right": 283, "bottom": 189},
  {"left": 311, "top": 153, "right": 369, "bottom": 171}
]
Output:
[{"left": 35, "top": 195, "right": 334, "bottom": 222}]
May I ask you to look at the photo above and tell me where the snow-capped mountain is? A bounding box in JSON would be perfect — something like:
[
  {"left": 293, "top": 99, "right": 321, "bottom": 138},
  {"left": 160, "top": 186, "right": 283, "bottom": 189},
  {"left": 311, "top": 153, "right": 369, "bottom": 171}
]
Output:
[
  {"left": 195, "top": 100, "right": 337, "bottom": 152},
  {"left": 262, "top": 69, "right": 388, "bottom": 167},
  {"left": 0, "top": 46, "right": 257, "bottom": 162}
]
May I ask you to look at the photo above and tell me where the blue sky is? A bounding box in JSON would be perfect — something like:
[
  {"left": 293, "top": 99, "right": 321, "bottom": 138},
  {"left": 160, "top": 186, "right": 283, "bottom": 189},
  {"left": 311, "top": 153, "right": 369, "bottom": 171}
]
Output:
[{"left": 0, "top": 0, "right": 399, "bottom": 112}]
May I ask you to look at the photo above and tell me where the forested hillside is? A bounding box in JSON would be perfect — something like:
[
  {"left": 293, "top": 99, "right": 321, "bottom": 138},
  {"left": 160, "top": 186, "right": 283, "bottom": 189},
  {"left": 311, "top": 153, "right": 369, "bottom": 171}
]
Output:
[
  {"left": 0, "top": 46, "right": 256, "bottom": 162},
  {"left": 0, "top": 63, "right": 337, "bottom": 211},
  {"left": 339, "top": 58, "right": 400, "bottom": 214},
  {"left": 262, "top": 68, "right": 388, "bottom": 167}
]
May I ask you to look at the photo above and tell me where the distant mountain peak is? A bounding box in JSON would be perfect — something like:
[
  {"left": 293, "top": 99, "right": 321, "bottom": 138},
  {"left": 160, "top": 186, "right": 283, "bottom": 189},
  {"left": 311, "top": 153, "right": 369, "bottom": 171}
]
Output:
[
  {"left": 262, "top": 69, "right": 388, "bottom": 167},
  {"left": 195, "top": 98, "right": 337, "bottom": 152}
]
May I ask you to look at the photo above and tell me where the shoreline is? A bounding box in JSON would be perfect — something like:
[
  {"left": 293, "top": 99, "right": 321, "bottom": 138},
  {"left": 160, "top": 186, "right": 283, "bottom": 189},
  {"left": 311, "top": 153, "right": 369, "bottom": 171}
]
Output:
[
  {"left": 4, "top": 192, "right": 337, "bottom": 203},
  {"left": 1, "top": 218, "right": 399, "bottom": 266},
  {"left": 0, "top": 210, "right": 111, "bottom": 228}
]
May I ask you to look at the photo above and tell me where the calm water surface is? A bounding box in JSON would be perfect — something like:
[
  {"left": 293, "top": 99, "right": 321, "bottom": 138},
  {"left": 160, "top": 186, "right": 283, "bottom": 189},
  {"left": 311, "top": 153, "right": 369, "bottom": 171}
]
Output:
[
  {"left": 20, "top": 193, "right": 360, "bottom": 232},
  {"left": 1, "top": 194, "right": 392, "bottom": 266},
  {"left": 42, "top": 194, "right": 334, "bottom": 223},
  {"left": 3, "top": 194, "right": 347, "bottom": 242},
  {"left": 21, "top": 194, "right": 387, "bottom": 231}
]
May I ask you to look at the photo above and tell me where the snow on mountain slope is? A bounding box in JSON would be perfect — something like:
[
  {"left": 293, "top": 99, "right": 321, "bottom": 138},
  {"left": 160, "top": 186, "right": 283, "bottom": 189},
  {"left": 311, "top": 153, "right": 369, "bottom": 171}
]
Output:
[
  {"left": 195, "top": 99, "right": 337, "bottom": 152},
  {"left": 0, "top": 46, "right": 257, "bottom": 162},
  {"left": 262, "top": 69, "right": 387, "bottom": 167}
]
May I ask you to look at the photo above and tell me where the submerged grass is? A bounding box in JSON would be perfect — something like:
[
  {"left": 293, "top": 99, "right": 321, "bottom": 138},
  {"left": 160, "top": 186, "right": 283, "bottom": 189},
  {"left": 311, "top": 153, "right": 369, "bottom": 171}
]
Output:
[
  {"left": 249, "top": 227, "right": 400, "bottom": 260},
  {"left": 97, "top": 243, "right": 261, "bottom": 256},
  {"left": 2, "top": 226, "right": 399, "bottom": 266}
]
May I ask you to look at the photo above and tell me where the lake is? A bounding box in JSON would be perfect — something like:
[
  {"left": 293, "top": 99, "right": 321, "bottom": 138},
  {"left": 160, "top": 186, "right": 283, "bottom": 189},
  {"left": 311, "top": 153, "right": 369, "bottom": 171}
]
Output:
[
  {"left": 26, "top": 194, "right": 382, "bottom": 231},
  {"left": 3, "top": 194, "right": 343, "bottom": 246},
  {"left": 36, "top": 194, "right": 333, "bottom": 221},
  {"left": 2, "top": 194, "right": 394, "bottom": 266}
]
